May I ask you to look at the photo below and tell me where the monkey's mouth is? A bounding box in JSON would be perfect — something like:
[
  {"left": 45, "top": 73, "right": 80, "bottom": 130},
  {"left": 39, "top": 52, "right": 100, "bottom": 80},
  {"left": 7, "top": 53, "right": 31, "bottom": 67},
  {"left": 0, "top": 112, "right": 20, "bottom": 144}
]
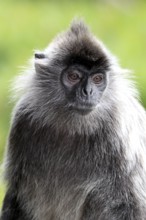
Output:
[{"left": 68, "top": 102, "right": 96, "bottom": 115}]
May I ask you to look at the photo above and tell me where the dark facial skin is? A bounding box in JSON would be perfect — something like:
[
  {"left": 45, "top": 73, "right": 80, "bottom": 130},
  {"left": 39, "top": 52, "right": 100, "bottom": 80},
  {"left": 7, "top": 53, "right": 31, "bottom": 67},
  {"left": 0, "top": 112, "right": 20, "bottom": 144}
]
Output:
[{"left": 61, "top": 64, "right": 107, "bottom": 115}]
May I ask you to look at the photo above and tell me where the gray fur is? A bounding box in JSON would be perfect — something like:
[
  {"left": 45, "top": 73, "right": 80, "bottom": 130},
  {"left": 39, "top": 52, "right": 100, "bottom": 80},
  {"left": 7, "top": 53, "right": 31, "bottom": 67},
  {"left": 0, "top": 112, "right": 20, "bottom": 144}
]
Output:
[{"left": 1, "top": 20, "right": 146, "bottom": 220}]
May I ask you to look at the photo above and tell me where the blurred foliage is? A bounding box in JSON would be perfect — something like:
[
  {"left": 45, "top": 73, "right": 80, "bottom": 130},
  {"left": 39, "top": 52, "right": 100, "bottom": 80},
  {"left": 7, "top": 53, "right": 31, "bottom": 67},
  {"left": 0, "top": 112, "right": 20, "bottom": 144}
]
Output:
[{"left": 0, "top": 0, "right": 146, "bottom": 205}]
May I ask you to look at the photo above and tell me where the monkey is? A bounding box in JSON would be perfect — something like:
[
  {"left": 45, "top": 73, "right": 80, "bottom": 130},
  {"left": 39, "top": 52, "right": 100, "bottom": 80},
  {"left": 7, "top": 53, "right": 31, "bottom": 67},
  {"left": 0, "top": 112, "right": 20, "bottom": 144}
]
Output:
[{"left": 1, "top": 19, "right": 146, "bottom": 220}]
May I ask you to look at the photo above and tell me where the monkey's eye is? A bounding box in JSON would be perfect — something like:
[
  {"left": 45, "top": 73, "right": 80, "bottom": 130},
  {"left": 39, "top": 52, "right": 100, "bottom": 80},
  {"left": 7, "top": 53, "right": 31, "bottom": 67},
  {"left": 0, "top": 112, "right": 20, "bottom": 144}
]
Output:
[
  {"left": 67, "top": 72, "right": 80, "bottom": 84},
  {"left": 92, "top": 74, "right": 103, "bottom": 84}
]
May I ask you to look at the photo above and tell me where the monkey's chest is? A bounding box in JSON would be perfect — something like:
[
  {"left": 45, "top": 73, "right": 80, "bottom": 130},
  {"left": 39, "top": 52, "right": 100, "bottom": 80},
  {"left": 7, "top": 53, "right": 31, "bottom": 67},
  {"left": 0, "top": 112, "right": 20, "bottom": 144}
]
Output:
[
  {"left": 22, "top": 133, "right": 125, "bottom": 220},
  {"left": 30, "top": 131, "right": 122, "bottom": 184}
]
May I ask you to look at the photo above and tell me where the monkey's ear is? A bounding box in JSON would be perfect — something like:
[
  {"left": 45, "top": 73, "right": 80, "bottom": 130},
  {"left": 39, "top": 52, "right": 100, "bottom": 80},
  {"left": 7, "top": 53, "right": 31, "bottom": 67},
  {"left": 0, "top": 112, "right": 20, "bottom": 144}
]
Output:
[
  {"left": 34, "top": 51, "right": 49, "bottom": 73},
  {"left": 34, "top": 51, "right": 46, "bottom": 59}
]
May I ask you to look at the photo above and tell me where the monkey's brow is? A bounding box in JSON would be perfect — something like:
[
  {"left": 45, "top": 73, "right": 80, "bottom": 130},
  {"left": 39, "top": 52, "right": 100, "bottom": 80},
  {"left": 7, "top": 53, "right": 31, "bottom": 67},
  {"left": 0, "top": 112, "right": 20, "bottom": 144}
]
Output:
[{"left": 68, "top": 54, "right": 109, "bottom": 69}]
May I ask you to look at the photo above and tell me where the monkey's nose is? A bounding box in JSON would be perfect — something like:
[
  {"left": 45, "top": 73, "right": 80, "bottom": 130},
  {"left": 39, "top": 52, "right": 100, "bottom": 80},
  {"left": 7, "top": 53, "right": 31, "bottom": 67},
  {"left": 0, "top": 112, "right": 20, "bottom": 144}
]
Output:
[{"left": 82, "top": 87, "right": 93, "bottom": 97}]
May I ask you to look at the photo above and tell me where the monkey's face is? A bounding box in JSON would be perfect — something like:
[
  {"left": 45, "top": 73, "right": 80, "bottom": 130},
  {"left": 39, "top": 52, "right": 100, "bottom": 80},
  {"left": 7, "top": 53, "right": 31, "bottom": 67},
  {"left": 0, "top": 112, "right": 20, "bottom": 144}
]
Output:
[
  {"left": 34, "top": 21, "right": 111, "bottom": 116},
  {"left": 60, "top": 62, "right": 107, "bottom": 115}
]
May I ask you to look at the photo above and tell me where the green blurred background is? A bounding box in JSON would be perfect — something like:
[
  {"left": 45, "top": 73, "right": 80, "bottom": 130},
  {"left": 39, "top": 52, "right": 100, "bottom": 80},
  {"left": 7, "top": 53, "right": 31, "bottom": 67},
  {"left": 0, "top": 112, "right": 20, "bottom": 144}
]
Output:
[{"left": 0, "top": 0, "right": 146, "bottom": 205}]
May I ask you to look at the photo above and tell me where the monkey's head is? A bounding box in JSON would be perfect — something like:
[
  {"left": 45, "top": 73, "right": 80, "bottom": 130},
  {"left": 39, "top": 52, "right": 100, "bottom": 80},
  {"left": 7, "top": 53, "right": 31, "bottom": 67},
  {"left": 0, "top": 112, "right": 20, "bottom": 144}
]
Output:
[{"left": 30, "top": 20, "right": 120, "bottom": 119}]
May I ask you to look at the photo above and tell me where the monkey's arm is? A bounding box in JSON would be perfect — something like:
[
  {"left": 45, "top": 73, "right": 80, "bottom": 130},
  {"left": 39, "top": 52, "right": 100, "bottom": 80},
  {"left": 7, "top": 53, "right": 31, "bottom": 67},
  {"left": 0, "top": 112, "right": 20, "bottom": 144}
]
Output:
[
  {"left": 1, "top": 109, "right": 34, "bottom": 220},
  {"left": 80, "top": 186, "right": 140, "bottom": 220},
  {"left": 1, "top": 188, "right": 29, "bottom": 220}
]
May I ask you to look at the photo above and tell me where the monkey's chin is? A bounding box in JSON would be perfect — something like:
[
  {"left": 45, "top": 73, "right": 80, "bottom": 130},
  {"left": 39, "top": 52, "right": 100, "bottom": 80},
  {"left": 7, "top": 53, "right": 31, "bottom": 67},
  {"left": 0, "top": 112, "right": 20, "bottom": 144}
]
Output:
[{"left": 76, "top": 109, "right": 93, "bottom": 115}]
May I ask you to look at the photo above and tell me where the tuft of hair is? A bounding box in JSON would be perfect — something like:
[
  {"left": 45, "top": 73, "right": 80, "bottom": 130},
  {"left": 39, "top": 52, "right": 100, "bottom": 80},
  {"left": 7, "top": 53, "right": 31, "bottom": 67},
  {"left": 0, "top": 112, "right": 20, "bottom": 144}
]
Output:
[{"left": 70, "top": 18, "right": 90, "bottom": 36}]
